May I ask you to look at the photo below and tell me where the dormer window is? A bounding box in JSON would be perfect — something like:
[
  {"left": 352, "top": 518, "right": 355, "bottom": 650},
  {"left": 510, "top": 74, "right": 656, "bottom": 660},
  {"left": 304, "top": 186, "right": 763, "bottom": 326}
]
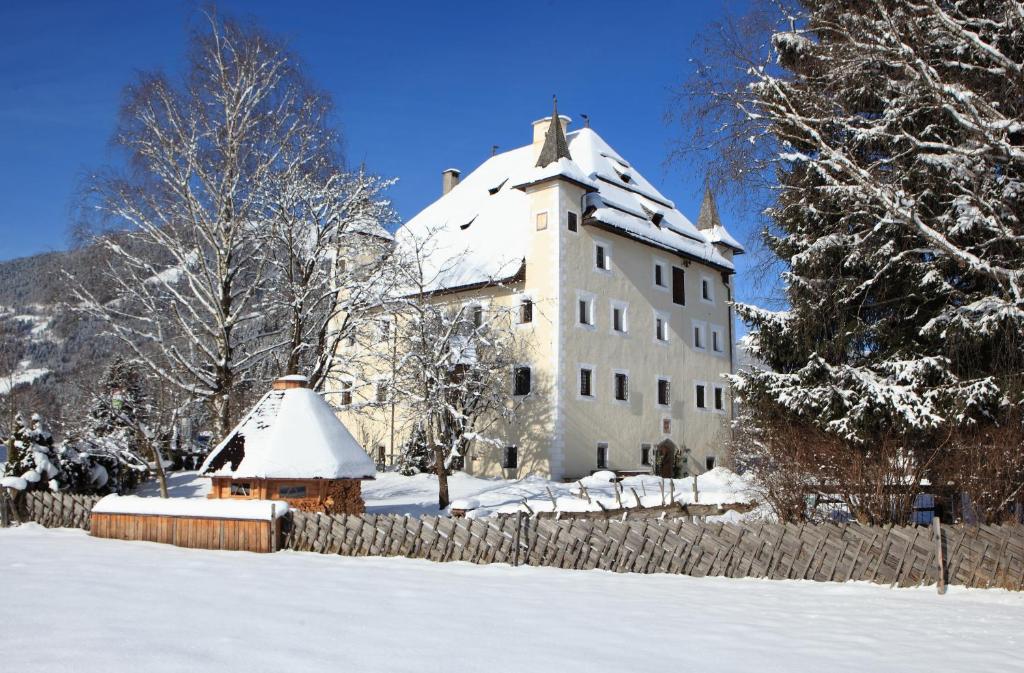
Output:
[
  {"left": 651, "top": 212, "right": 664, "bottom": 227},
  {"left": 488, "top": 178, "right": 508, "bottom": 195}
]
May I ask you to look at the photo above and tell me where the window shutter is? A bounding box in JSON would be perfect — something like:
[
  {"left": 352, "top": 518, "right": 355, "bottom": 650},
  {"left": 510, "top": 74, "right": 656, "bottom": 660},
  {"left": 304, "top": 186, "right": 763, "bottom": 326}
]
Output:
[{"left": 672, "top": 267, "right": 685, "bottom": 305}]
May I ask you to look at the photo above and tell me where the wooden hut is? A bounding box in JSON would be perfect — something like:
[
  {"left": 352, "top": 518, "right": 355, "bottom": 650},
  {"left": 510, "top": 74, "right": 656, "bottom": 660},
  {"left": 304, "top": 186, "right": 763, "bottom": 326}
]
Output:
[{"left": 200, "top": 375, "right": 376, "bottom": 514}]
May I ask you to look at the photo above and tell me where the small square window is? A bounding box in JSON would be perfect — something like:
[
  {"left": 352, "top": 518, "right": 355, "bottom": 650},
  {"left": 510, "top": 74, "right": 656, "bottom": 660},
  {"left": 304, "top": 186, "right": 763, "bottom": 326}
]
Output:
[
  {"left": 641, "top": 444, "right": 652, "bottom": 466},
  {"left": 597, "top": 443, "right": 609, "bottom": 470},
  {"left": 595, "top": 244, "right": 608, "bottom": 270},
  {"left": 503, "top": 446, "right": 518, "bottom": 469},
  {"left": 471, "top": 305, "right": 483, "bottom": 328},
  {"left": 662, "top": 418, "right": 671, "bottom": 434},
  {"left": 695, "top": 384, "right": 706, "bottom": 409},
  {"left": 613, "top": 307, "right": 622, "bottom": 332},
  {"left": 519, "top": 298, "right": 533, "bottom": 324},
  {"left": 340, "top": 381, "right": 353, "bottom": 406},
  {"left": 513, "top": 366, "right": 532, "bottom": 396},
  {"left": 702, "top": 278, "right": 711, "bottom": 301},
  {"left": 654, "top": 263, "right": 666, "bottom": 288},
  {"left": 712, "top": 328, "right": 722, "bottom": 353},
  {"left": 706, "top": 455, "right": 717, "bottom": 471},
  {"left": 580, "top": 367, "right": 593, "bottom": 397},
  {"left": 614, "top": 373, "right": 629, "bottom": 401},
  {"left": 693, "top": 323, "right": 706, "bottom": 350},
  {"left": 657, "top": 379, "right": 671, "bottom": 406},
  {"left": 536, "top": 212, "right": 548, "bottom": 231},
  {"left": 655, "top": 315, "right": 669, "bottom": 342},
  {"left": 230, "top": 482, "right": 251, "bottom": 496},
  {"left": 376, "top": 380, "right": 387, "bottom": 403},
  {"left": 568, "top": 211, "right": 578, "bottom": 232},
  {"left": 714, "top": 386, "right": 725, "bottom": 411},
  {"left": 377, "top": 319, "right": 391, "bottom": 341},
  {"left": 578, "top": 297, "right": 593, "bottom": 326}
]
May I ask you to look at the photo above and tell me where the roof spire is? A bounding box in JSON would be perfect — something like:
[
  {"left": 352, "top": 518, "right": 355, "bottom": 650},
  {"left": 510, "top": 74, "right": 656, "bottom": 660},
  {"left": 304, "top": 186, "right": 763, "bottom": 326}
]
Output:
[
  {"left": 536, "top": 95, "right": 571, "bottom": 168},
  {"left": 696, "top": 180, "right": 723, "bottom": 231}
]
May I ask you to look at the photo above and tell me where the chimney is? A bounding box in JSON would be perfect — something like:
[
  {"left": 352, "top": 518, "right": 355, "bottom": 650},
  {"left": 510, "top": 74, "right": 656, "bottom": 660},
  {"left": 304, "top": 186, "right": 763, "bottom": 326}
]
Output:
[
  {"left": 532, "top": 115, "right": 570, "bottom": 145},
  {"left": 272, "top": 375, "right": 309, "bottom": 391},
  {"left": 442, "top": 168, "right": 461, "bottom": 195}
]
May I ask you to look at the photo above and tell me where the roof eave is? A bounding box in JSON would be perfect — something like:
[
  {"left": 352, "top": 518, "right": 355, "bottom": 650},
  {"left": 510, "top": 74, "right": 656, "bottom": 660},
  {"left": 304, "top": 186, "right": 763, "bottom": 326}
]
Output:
[
  {"left": 511, "top": 174, "right": 598, "bottom": 193},
  {"left": 584, "top": 216, "right": 735, "bottom": 274}
]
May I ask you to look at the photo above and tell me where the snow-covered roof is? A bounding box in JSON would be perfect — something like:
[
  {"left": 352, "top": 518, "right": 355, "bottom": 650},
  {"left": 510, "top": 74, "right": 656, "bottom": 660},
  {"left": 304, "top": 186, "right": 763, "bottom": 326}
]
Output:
[
  {"left": 396, "top": 124, "right": 741, "bottom": 292},
  {"left": 201, "top": 384, "right": 376, "bottom": 480}
]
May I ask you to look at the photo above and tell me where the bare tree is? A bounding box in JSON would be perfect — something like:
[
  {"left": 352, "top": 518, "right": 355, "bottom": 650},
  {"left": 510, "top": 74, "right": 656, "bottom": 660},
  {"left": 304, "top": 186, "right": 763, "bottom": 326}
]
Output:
[
  {"left": 258, "top": 166, "right": 399, "bottom": 391},
  {"left": 72, "top": 12, "right": 350, "bottom": 437},
  {"left": 381, "top": 231, "right": 529, "bottom": 509}
]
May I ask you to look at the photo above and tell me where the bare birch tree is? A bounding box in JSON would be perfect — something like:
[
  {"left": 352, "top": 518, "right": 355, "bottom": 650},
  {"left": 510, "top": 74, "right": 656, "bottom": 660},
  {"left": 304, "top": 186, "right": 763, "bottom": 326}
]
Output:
[{"left": 72, "top": 12, "right": 357, "bottom": 437}]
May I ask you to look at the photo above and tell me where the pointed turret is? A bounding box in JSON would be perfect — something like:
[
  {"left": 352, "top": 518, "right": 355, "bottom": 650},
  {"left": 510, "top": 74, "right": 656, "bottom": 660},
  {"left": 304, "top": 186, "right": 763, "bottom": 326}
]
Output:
[
  {"left": 696, "top": 183, "right": 722, "bottom": 231},
  {"left": 535, "top": 96, "right": 571, "bottom": 168}
]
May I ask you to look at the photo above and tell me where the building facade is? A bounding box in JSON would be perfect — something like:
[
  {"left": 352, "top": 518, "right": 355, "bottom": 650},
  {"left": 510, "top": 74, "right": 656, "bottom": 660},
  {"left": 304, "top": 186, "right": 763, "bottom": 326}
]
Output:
[{"left": 334, "top": 103, "right": 743, "bottom": 481}]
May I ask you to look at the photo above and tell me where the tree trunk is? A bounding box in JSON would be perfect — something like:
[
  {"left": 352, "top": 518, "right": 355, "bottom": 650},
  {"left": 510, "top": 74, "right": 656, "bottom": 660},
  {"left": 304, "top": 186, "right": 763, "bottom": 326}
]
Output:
[{"left": 435, "top": 445, "right": 450, "bottom": 510}]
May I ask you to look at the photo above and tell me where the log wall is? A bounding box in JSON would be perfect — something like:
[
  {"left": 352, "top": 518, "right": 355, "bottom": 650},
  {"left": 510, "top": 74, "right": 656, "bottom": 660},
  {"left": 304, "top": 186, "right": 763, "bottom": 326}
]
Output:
[
  {"left": 283, "top": 512, "right": 1024, "bottom": 591},
  {"left": 90, "top": 512, "right": 280, "bottom": 553}
]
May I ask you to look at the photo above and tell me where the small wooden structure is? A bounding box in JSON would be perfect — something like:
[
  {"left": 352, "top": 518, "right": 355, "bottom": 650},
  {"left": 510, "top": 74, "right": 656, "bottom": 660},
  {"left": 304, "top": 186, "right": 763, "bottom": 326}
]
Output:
[
  {"left": 89, "top": 496, "right": 287, "bottom": 553},
  {"left": 201, "top": 375, "right": 376, "bottom": 514}
]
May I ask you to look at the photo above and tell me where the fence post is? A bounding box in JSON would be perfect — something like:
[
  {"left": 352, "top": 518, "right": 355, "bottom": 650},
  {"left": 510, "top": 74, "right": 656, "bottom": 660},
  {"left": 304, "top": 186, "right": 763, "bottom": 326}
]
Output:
[
  {"left": 933, "top": 516, "right": 946, "bottom": 595},
  {"left": 0, "top": 489, "right": 9, "bottom": 528},
  {"left": 513, "top": 511, "right": 523, "bottom": 566}
]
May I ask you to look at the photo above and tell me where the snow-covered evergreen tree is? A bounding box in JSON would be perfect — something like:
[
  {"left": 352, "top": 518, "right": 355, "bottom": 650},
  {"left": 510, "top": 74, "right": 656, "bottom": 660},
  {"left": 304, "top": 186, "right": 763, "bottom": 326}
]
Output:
[
  {"left": 1, "top": 412, "right": 60, "bottom": 491},
  {"left": 690, "top": 1, "right": 1024, "bottom": 522},
  {"left": 72, "top": 357, "right": 151, "bottom": 494}
]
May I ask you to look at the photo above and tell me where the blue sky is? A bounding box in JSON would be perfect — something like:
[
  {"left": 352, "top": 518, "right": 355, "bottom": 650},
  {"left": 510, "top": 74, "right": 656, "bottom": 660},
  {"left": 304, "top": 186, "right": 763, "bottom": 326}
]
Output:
[{"left": 0, "top": 1, "right": 764, "bottom": 304}]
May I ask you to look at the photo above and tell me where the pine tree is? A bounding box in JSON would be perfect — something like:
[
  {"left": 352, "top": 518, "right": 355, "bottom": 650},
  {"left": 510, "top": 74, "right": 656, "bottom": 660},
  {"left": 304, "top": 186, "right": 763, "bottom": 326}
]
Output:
[
  {"left": 714, "top": 1, "right": 1024, "bottom": 523},
  {"left": 1, "top": 412, "right": 60, "bottom": 491},
  {"left": 76, "top": 357, "right": 151, "bottom": 494}
]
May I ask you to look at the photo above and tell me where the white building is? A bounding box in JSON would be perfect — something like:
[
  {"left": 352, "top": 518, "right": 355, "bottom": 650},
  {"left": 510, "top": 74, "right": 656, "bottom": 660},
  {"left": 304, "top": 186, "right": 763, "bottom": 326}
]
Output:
[{"left": 337, "top": 100, "right": 743, "bottom": 480}]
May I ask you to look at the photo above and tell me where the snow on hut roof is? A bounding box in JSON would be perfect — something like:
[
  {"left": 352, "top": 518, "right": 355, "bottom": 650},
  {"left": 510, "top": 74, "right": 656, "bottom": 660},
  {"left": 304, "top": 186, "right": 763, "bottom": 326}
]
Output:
[
  {"left": 200, "top": 385, "right": 376, "bottom": 480},
  {"left": 93, "top": 494, "right": 289, "bottom": 520},
  {"left": 396, "top": 125, "right": 739, "bottom": 292}
]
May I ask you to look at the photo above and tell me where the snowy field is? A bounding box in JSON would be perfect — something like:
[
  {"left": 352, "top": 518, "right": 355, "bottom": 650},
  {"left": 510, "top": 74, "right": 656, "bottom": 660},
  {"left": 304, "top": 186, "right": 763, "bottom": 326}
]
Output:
[
  {"left": 139, "top": 467, "right": 754, "bottom": 518},
  {"left": 0, "top": 525, "right": 1020, "bottom": 673}
]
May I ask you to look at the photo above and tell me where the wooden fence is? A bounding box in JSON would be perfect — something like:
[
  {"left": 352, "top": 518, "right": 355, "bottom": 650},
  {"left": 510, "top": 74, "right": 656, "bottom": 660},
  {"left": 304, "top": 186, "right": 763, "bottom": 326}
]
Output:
[
  {"left": 90, "top": 512, "right": 281, "bottom": 553},
  {"left": 4, "top": 491, "right": 1023, "bottom": 590},
  {"left": 283, "top": 512, "right": 1024, "bottom": 590},
  {"left": 0, "top": 490, "right": 99, "bottom": 530}
]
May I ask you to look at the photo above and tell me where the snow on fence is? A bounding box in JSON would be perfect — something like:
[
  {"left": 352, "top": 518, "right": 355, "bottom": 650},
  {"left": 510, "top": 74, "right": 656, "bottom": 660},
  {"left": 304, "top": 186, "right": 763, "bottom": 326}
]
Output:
[{"left": 283, "top": 512, "right": 1024, "bottom": 591}]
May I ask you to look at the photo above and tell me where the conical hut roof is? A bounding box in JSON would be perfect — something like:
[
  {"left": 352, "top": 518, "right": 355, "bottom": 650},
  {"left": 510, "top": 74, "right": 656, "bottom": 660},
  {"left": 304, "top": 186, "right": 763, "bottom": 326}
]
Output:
[{"left": 201, "top": 377, "right": 376, "bottom": 480}]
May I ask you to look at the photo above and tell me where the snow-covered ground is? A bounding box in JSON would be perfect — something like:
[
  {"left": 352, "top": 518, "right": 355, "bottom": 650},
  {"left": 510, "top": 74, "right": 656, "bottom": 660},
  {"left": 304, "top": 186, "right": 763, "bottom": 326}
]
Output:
[
  {"left": 0, "top": 524, "right": 1020, "bottom": 672},
  {"left": 138, "top": 467, "right": 754, "bottom": 518}
]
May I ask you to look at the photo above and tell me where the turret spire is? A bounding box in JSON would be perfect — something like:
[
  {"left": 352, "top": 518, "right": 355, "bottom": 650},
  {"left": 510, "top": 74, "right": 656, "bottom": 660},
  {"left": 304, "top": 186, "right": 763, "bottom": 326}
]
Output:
[
  {"left": 696, "top": 181, "right": 723, "bottom": 231},
  {"left": 535, "top": 95, "right": 571, "bottom": 168}
]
